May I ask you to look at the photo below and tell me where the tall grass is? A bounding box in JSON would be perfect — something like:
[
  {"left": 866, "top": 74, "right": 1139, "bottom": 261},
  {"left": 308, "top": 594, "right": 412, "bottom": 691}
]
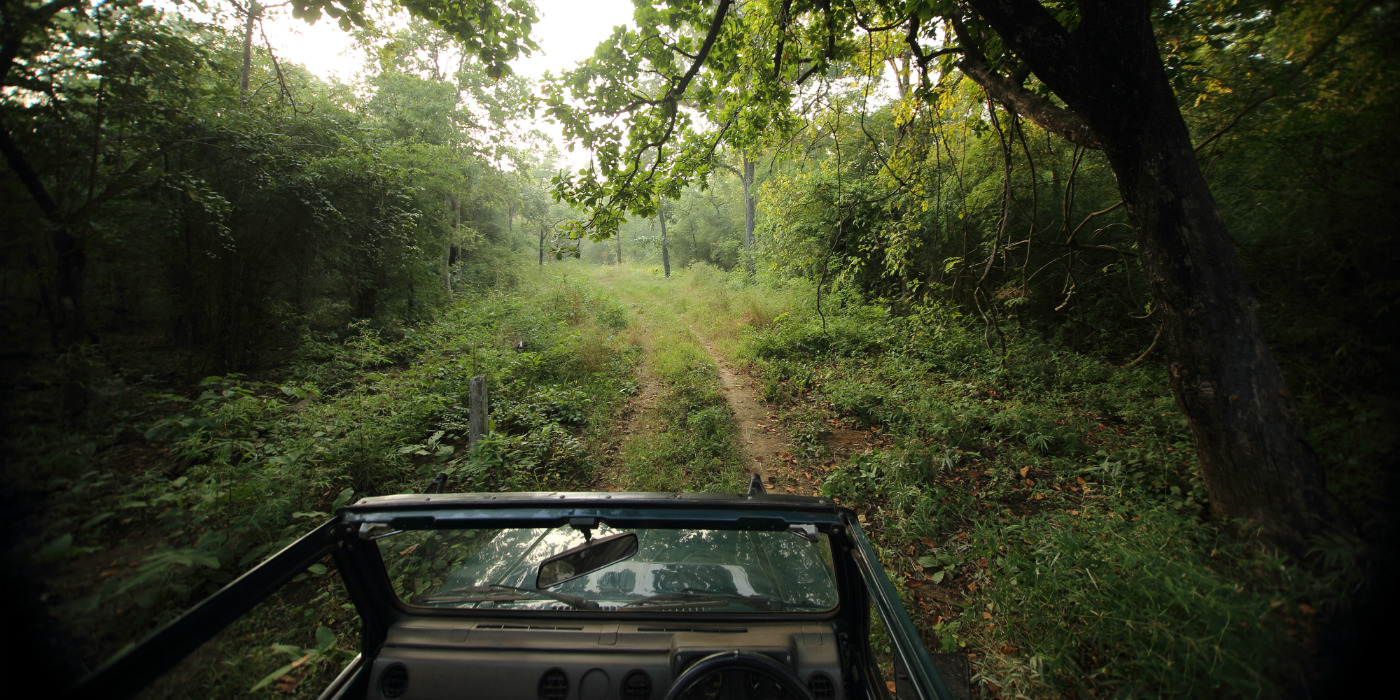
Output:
[
  {"left": 587, "top": 264, "right": 749, "bottom": 493},
  {"left": 15, "top": 264, "right": 639, "bottom": 693},
  {"left": 663, "top": 266, "right": 1347, "bottom": 699}
]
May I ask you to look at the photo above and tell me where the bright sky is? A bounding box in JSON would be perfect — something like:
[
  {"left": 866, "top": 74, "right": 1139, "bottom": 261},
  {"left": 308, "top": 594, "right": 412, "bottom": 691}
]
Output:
[
  {"left": 259, "top": 0, "right": 636, "bottom": 169},
  {"left": 263, "top": 0, "right": 635, "bottom": 83}
]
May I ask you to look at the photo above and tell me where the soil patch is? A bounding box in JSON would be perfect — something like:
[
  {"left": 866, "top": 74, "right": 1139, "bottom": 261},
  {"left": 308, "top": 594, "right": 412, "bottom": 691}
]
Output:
[{"left": 682, "top": 328, "right": 824, "bottom": 498}]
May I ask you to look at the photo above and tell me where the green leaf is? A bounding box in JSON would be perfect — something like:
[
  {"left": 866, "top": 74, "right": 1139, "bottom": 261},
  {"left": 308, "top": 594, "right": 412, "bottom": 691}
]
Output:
[
  {"left": 307, "top": 563, "right": 328, "bottom": 576},
  {"left": 38, "top": 533, "right": 74, "bottom": 561},
  {"left": 917, "top": 555, "right": 939, "bottom": 568},
  {"left": 316, "top": 626, "right": 337, "bottom": 652},
  {"left": 332, "top": 488, "right": 355, "bottom": 512},
  {"left": 251, "top": 661, "right": 296, "bottom": 692}
]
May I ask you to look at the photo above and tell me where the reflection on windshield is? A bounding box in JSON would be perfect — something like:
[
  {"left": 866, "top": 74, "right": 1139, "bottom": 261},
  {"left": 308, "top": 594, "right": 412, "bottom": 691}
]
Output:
[{"left": 379, "top": 525, "right": 839, "bottom": 612}]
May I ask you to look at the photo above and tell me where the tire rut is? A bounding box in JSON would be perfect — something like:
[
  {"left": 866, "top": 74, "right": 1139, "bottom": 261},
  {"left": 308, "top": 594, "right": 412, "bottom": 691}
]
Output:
[{"left": 682, "top": 326, "right": 824, "bottom": 498}]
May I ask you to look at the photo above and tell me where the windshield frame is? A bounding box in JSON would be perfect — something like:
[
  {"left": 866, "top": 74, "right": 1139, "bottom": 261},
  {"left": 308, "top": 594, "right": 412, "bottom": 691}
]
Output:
[{"left": 340, "top": 492, "right": 857, "bottom": 622}]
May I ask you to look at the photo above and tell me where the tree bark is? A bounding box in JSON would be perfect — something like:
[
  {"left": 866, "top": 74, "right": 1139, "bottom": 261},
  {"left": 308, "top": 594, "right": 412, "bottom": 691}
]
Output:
[
  {"left": 659, "top": 205, "right": 671, "bottom": 278},
  {"left": 742, "top": 156, "right": 756, "bottom": 277},
  {"left": 962, "top": 0, "right": 1330, "bottom": 542},
  {"left": 239, "top": 1, "right": 260, "bottom": 108}
]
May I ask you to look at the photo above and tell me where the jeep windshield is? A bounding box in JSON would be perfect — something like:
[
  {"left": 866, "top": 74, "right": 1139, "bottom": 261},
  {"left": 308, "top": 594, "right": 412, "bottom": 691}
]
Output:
[{"left": 378, "top": 523, "right": 840, "bottom": 613}]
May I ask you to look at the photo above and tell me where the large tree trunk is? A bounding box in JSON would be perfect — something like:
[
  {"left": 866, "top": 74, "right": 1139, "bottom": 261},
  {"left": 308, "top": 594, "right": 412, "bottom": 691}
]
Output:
[{"left": 964, "top": 0, "right": 1329, "bottom": 542}]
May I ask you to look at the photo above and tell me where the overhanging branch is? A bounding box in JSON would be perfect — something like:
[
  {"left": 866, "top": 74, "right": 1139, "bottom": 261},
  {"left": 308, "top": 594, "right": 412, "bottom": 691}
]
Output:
[{"left": 952, "top": 16, "right": 1102, "bottom": 150}]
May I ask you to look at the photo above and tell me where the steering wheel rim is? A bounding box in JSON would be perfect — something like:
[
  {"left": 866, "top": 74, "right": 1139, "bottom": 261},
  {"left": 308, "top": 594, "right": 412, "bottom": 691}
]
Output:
[{"left": 662, "top": 649, "right": 817, "bottom": 700}]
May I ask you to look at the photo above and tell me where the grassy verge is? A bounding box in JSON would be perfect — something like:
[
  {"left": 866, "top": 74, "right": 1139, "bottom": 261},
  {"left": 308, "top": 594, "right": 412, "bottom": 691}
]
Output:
[{"left": 5, "top": 264, "right": 638, "bottom": 696}]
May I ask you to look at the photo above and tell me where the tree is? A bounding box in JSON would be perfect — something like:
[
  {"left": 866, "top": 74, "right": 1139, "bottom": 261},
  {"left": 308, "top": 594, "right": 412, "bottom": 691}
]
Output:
[
  {"left": 713, "top": 148, "right": 758, "bottom": 277},
  {"left": 657, "top": 199, "right": 671, "bottom": 277},
  {"left": 948, "top": 0, "right": 1339, "bottom": 542},
  {"left": 546, "top": 0, "right": 1354, "bottom": 542},
  {"left": 2, "top": 0, "right": 537, "bottom": 415}
]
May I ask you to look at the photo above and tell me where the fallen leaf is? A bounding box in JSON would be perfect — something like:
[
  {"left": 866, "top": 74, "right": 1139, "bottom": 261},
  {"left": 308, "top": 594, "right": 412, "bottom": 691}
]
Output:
[
  {"left": 978, "top": 558, "right": 989, "bottom": 568},
  {"left": 1077, "top": 476, "right": 1087, "bottom": 485},
  {"left": 1299, "top": 604, "right": 1316, "bottom": 616},
  {"left": 1019, "top": 466, "right": 1030, "bottom": 478},
  {"left": 887, "top": 681, "right": 898, "bottom": 693},
  {"left": 920, "top": 537, "right": 937, "bottom": 547},
  {"left": 1000, "top": 644, "right": 1020, "bottom": 655},
  {"left": 982, "top": 612, "right": 992, "bottom": 620}
]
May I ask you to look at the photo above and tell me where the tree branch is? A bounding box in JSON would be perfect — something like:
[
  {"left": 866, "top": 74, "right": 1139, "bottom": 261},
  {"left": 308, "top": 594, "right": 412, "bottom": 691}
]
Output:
[
  {"left": 663, "top": 0, "right": 733, "bottom": 105},
  {"left": 772, "top": 0, "right": 794, "bottom": 78},
  {"left": 952, "top": 15, "right": 1103, "bottom": 150},
  {"left": 1, "top": 0, "right": 82, "bottom": 94}
]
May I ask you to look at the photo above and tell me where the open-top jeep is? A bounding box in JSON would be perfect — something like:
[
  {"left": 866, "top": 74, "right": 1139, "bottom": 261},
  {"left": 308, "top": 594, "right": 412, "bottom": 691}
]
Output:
[{"left": 68, "top": 486, "right": 970, "bottom": 700}]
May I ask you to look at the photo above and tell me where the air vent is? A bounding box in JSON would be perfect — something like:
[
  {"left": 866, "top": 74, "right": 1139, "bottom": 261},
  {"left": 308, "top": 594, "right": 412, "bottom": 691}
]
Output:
[
  {"left": 622, "top": 670, "right": 651, "bottom": 700},
  {"left": 380, "top": 663, "right": 409, "bottom": 699},
  {"left": 478, "top": 624, "right": 584, "bottom": 631},
  {"left": 808, "top": 672, "right": 835, "bottom": 700},
  {"left": 539, "top": 668, "right": 569, "bottom": 700},
  {"left": 635, "top": 627, "right": 748, "bottom": 633}
]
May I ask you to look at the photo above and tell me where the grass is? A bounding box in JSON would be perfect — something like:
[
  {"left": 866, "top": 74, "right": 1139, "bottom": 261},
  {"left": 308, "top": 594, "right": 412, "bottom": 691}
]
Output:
[
  {"left": 9, "top": 259, "right": 1362, "bottom": 698},
  {"left": 585, "top": 264, "right": 749, "bottom": 493},
  {"left": 6, "top": 263, "right": 640, "bottom": 697},
  {"left": 629, "top": 261, "right": 1356, "bottom": 699}
]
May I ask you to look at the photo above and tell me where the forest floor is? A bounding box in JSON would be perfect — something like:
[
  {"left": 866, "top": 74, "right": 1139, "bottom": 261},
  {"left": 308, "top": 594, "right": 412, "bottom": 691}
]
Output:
[
  {"left": 3, "top": 261, "right": 1352, "bottom": 700},
  {"left": 580, "top": 263, "right": 1349, "bottom": 700}
]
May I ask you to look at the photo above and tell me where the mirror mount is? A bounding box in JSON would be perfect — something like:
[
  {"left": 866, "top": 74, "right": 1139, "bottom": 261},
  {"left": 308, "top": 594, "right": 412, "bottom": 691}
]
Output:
[{"left": 569, "top": 516, "right": 598, "bottom": 542}]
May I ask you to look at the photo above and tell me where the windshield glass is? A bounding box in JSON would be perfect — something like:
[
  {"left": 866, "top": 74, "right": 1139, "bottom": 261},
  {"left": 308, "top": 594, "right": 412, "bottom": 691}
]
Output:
[{"left": 378, "top": 524, "right": 839, "bottom": 613}]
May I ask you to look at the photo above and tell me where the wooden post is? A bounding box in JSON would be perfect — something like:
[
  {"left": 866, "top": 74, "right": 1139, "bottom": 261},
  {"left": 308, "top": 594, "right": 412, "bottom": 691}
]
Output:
[{"left": 468, "top": 375, "right": 488, "bottom": 449}]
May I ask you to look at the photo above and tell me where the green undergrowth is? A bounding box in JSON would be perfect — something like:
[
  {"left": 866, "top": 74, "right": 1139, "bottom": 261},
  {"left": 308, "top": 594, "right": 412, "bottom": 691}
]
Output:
[
  {"left": 8, "top": 266, "right": 638, "bottom": 696},
  {"left": 587, "top": 264, "right": 748, "bottom": 493},
  {"left": 666, "top": 267, "right": 1356, "bottom": 698}
]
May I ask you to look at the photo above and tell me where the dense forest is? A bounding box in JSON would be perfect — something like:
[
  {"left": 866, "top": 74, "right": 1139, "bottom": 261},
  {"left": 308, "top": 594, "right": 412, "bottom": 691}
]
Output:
[{"left": 2, "top": 0, "right": 1397, "bottom": 698}]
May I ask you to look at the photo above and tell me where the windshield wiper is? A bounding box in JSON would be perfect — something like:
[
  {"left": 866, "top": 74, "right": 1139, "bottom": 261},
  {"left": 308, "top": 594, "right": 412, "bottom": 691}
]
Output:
[
  {"left": 622, "top": 588, "right": 826, "bottom": 612},
  {"left": 422, "top": 584, "right": 599, "bottom": 610}
]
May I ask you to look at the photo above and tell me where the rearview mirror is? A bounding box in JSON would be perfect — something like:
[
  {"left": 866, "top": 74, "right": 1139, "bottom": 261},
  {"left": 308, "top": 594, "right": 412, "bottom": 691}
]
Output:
[{"left": 536, "top": 532, "right": 638, "bottom": 588}]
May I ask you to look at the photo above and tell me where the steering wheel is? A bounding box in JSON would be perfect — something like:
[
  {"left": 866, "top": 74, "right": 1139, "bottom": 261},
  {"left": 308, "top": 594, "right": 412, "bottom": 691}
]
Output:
[{"left": 663, "top": 650, "right": 817, "bottom": 700}]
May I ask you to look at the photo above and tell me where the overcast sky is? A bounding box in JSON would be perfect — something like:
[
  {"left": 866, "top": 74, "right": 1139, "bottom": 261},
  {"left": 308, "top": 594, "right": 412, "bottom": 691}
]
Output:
[
  {"left": 258, "top": 0, "right": 635, "bottom": 170},
  {"left": 262, "top": 0, "right": 636, "bottom": 83}
]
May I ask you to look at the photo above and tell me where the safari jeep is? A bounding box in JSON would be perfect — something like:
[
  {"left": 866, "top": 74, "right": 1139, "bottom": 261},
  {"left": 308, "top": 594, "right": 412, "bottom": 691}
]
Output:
[{"left": 68, "top": 486, "right": 970, "bottom": 700}]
